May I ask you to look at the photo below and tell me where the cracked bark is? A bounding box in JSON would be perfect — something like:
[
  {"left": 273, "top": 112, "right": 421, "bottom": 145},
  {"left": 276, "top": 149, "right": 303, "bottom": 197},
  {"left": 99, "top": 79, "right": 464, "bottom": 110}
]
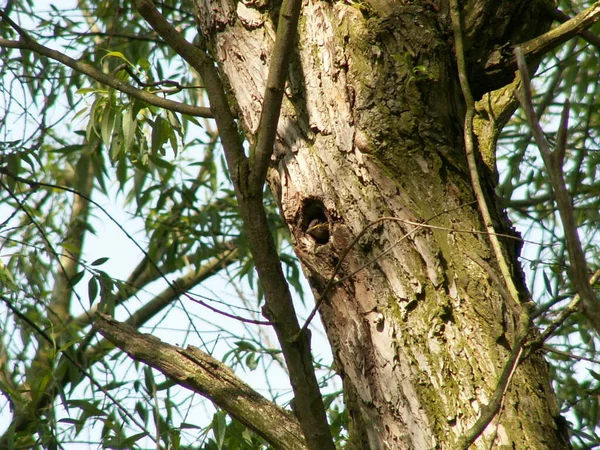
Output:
[
  {"left": 94, "top": 314, "right": 307, "bottom": 450},
  {"left": 195, "top": 0, "right": 572, "bottom": 448}
]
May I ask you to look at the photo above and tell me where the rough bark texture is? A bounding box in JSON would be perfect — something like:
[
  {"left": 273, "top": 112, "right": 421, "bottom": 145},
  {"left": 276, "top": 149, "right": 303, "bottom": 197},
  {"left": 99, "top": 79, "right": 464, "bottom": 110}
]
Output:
[
  {"left": 95, "top": 314, "right": 307, "bottom": 450},
  {"left": 194, "top": 0, "right": 570, "bottom": 448}
]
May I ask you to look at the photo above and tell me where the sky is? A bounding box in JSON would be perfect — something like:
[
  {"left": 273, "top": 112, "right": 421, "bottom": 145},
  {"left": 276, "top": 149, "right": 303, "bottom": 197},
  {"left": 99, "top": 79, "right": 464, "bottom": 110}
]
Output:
[
  {"left": 0, "top": 1, "right": 337, "bottom": 447},
  {"left": 2, "top": 0, "right": 599, "bottom": 447}
]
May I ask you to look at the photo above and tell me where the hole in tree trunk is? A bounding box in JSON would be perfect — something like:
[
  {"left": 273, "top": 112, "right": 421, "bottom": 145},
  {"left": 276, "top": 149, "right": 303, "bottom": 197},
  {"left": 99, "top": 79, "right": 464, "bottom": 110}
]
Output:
[{"left": 302, "top": 198, "right": 330, "bottom": 244}]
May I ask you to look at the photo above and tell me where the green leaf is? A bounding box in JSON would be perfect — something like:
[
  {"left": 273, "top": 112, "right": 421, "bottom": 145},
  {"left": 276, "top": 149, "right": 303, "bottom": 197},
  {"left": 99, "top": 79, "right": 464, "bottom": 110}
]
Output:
[
  {"left": 100, "top": 381, "right": 128, "bottom": 391},
  {"left": 122, "top": 105, "right": 137, "bottom": 152},
  {"left": 76, "top": 87, "right": 104, "bottom": 95},
  {"left": 91, "top": 257, "right": 109, "bottom": 266},
  {"left": 182, "top": 113, "right": 202, "bottom": 128},
  {"left": 0, "top": 260, "right": 17, "bottom": 290},
  {"left": 69, "top": 270, "right": 85, "bottom": 287},
  {"left": 90, "top": 148, "right": 108, "bottom": 193},
  {"left": 110, "top": 110, "right": 124, "bottom": 161},
  {"left": 168, "top": 428, "right": 181, "bottom": 450},
  {"left": 49, "top": 144, "right": 84, "bottom": 154},
  {"left": 98, "top": 271, "right": 116, "bottom": 316},
  {"left": 88, "top": 276, "right": 98, "bottom": 305},
  {"left": 116, "top": 153, "right": 128, "bottom": 186},
  {"left": 143, "top": 366, "right": 154, "bottom": 394},
  {"left": 245, "top": 353, "right": 258, "bottom": 371},
  {"left": 212, "top": 411, "right": 227, "bottom": 450},
  {"left": 101, "top": 51, "right": 133, "bottom": 67},
  {"left": 101, "top": 102, "right": 116, "bottom": 151},
  {"left": 68, "top": 399, "right": 108, "bottom": 418},
  {"left": 589, "top": 369, "right": 600, "bottom": 382},
  {"left": 137, "top": 58, "right": 151, "bottom": 71},
  {"left": 58, "top": 339, "right": 80, "bottom": 354},
  {"left": 180, "top": 422, "right": 202, "bottom": 430},
  {"left": 542, "top": 270, "right": 553, "bottom": 297},
  {"left": 151, "top": 115, "right": 167, "bottom": 155},
  {"left": 135, "top": 401, "right": 148, "bottom": 426},
  {"left": 115, "top": 432, "right": 148, "bottom": 448},
  {"left": 4, "top": 153, "right": 20, "bottom": 191},
  {"left": 155, "top": 378, "right": 177, "bottom": 391},
  {"left": 235, "top": 341, "right": 256, "bottom": 352}
]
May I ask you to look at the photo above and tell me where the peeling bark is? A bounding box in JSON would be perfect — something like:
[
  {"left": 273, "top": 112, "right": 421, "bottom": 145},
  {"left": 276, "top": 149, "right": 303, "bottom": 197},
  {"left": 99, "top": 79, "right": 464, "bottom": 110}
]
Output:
[{"left": 195, "top": 1, "right": 571, "bottom": 448}]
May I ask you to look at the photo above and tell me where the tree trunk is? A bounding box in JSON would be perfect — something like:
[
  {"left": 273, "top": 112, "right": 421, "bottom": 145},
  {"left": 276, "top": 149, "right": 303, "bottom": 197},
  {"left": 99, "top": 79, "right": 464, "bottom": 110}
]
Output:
[{"left": 195, "top": 0, "right": 570, "bottom": 448}]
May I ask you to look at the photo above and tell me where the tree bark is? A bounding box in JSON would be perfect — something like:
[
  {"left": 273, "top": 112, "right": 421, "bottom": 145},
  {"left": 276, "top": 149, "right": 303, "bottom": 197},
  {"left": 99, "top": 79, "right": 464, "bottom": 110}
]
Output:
[
  {"left": 94, "top": 314, "right": 307, "bottom": 450},
  {"left": 195, "top": 0, "right": 571, "bottom": 448}
]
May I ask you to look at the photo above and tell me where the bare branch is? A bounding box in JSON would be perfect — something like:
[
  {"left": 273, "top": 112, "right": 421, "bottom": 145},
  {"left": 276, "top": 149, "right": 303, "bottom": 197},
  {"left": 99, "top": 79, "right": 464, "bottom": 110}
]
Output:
[
  {"left": 484, "top": 2, "right": 600, "bottom": 80},
  {"left": 94, "top": 314, "right": 307, "bottom": 450},
  {"left": 541, "top": 2, "right": 600, "bottom": 50},
  {"left": 515, "top": 48, "right": 600, "bottom": 334},
  {"left": 529, "top": 268, "right": 600, "bottom": 348},
  {"left": 450, "top": 0, "right": 522, "bottom": 305},
  {"left": 0, "top": 9, "right": 212, "bottom": 118},
  {"left": 133, "top": 2, "right": 336, "bottom": 449},
  {"left": 249, "top": 0, "right": 302, "bottom": 193}
]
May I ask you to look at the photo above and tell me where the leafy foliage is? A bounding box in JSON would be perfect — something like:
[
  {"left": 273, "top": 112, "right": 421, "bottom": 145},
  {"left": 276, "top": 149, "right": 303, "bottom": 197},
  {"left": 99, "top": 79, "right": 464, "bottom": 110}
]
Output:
[
  {"left": 0, "top": 0, "right": 599, "bottom": 449},
  {"left": 0, "top": 1, "right": 318, "bottom": 448},
  {"left": 497, "top": 2, "right": 600, "bottom": 446}
]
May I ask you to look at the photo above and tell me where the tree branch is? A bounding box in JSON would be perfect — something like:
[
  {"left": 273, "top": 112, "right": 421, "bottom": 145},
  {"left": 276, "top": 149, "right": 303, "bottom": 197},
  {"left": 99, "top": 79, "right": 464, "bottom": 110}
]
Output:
[
  {"left": 457, "top": 311, "right": 530, "bottom": 449},
  {"left": 484, "top": 2, "right": 600, "bottom": 83},
  {"left": 0, "top": 296, "right": 155, "bottom": 449},
  {"left": 541, "top": 2, "right": 600, "bottom": 50},
  {"left": 130, "top": 3, "right": 336, "bottom": 449},
  {"left": 451, "top": 0, "right": 522, "bottom": 305},
  {"left": 519, "top": 1, "right": 600, "bottom": 61},
  {"left": 132, "top": 0, "right": 247, "bottom": 186},
  {"left": 515, "top": 48, "right": 600, "bottom": 334},
  {"left": 0, "top": 10, "right": 212, "bottom": 118},
  {"left": 48, "top": 149, "right": 95, "bottom": 326},
  {"left": 0, "top": 250, "right": 239, "bottom": 446},
  {"left": 248, "top": 0, "right": 302, "bottom": 193},
  {"left": 94, "top": 314, "right": 307, "bottom": 450},
  {"left": 528, "top": 268, "right": 600, "bottom": 350}
]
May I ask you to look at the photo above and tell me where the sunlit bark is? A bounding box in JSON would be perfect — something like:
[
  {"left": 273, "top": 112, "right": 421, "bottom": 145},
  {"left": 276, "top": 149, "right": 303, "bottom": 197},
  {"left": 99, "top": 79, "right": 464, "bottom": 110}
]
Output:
[{"left": 196, "top": 0, "right": 571, "bottom": 447}]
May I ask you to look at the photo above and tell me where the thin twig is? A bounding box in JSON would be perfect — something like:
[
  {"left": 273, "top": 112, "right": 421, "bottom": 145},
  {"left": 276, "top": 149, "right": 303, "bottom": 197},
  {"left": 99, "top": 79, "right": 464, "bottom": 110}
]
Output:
[
  {"left": 0, "top": 295, "right": 159, "bottom": 448},
  {"left": 0, "top": 10, "right": 212, "bottom": 118},
  {"left": 132, "top": 0, "right": 246, "bottom": 182},
  {"left": 298, "top": 202, "right": 478, "bottom": 336},
  {"left": 95, "top": 314, "right": 307, "bottom": 450},
  {"left": 113, "top": 63, "right": 199, "bottom": 94},
  {"left": 514, "top": 48, "right": 600, "bottom": 333},
  {"left": 249, "top": 0, "right": 302, "bottom": 193},
  {"left": 0, "top": 168, "right": 263, "bottom": 326},
  {"left": 450, "top": 0, "right": 521, "bottom": 305},
  {"left": 456, "top": 312, "right": 530, "bottom": 449},
  {"left": 528, "top": 268, "right": 600, "bottom": 349},
  {"left": 543, "top": 345, "right": 600, "bottom": 364},
  {"left": 0, "top": 179, "right": 83, "bottom": 330}
]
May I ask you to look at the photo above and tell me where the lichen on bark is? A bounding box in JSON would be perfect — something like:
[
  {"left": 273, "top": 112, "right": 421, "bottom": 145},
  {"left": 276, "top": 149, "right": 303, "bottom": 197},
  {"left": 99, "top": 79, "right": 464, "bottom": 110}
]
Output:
[{"left": 195, "top": 0, "right": 570, "bottom": 448}]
